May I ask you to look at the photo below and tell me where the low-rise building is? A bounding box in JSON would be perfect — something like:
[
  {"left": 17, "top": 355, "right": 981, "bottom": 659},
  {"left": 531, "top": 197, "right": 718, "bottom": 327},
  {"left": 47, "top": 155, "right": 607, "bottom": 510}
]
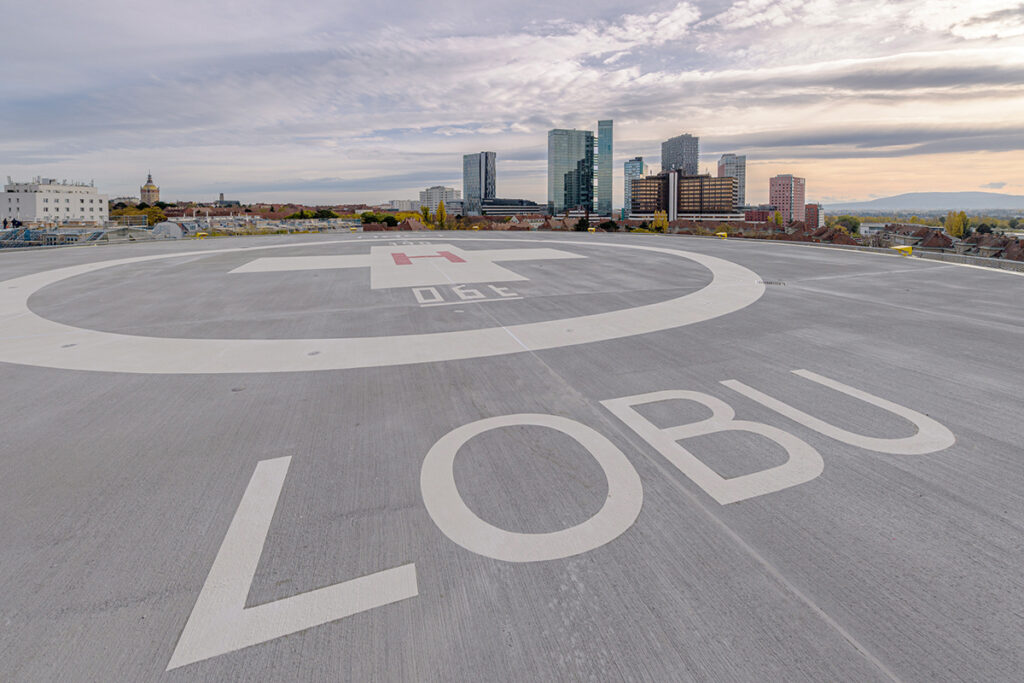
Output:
[
  {"left": 479, "top": 198, "right": 545, "bottom": 217},
  {"left": 3, "top": 176, "right": 109, "bottom": 225}
]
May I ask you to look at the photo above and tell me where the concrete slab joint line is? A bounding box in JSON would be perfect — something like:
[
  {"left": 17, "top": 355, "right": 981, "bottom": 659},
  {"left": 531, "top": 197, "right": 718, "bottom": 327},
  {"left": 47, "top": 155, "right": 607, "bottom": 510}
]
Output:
[{"left": 0, "top": 237, "right": 765, "bottom": 374}]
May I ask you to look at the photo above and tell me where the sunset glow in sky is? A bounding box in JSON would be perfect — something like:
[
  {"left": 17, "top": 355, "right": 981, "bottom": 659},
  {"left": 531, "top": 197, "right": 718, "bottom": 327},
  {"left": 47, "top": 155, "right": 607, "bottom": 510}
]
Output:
[{"left": 3, "top": 0, "right": 1023, "bottom": 205}]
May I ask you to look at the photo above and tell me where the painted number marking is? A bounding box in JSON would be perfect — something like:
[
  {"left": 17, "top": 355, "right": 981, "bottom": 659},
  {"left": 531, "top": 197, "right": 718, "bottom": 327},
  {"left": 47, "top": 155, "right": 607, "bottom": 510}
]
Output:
[{"left": 412, "top": 284, "right": 521, "bottom": 307}]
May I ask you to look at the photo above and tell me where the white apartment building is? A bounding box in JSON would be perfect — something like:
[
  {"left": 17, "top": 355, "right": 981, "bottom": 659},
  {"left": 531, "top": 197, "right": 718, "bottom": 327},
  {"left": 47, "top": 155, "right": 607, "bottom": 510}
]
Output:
[
  {"left": 3, "top": 177, "right": 109, "bottom": 225},
  {"left": 418, "top": 186, "right": 460, "bottom": 213},
  {"left": 388, "top": 199, "right": 421, "bottom": 212}
]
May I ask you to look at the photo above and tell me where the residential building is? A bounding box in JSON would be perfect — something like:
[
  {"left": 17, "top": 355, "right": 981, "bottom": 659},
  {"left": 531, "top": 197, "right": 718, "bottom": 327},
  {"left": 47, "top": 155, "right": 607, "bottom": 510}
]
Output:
[
  {"left": 597, "top": 120, "right": 613, "bottom": 216},
  {"left": 547, "top": 128, "right": 594, "bottom": 214},
  {"left": 717, "top": 154, "right": 746, "bottom": 207},
  {"left": 661, "top": 133, "right": 699, "bottom": 175},
  {"left": 769, "top": 174, "right": 806, "bottom": 223},
  {"left": 630, "top": 171, "right": 738, "bottom": 219},
  {"left": 388, "top": 199, "right": 421, "bottom": 212},
  {"left": 805, "top": 203, "right": 824, "bottom": 229},
  {"left": 462, "top": 151, "right": 496, "bottom": 215},
  {"left": 140, "top": 173, "right": 159, "bottom": 204},
  {"left": 745, "top": 207, "right": 777, "bottom": 222},
  {"left": 419, "top": 186, "right": 461, "bottom": 213},
  {"left": 624, "top": 157, "right": 649, "bottom": 218},
  {"left": 3, "top": 176, "right": 109, "bottom": 225}
]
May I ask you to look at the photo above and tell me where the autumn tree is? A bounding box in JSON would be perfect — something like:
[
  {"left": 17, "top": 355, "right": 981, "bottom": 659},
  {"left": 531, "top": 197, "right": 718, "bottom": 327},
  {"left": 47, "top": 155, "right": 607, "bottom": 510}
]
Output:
[
  {"left": 436, "top": 200, "right": 447, "bottom": 229},
  {"left": 944, "top": 210, "right": 969, "bottom": 238},
  {"left": 834, "top": 215, "right": 861, "bottom": 233},
  {"left": 420, "top": 205, "right": 431, "bottom": 225},
  {"left": 652, "top": 211, "right": 669, "bottom": 232}
]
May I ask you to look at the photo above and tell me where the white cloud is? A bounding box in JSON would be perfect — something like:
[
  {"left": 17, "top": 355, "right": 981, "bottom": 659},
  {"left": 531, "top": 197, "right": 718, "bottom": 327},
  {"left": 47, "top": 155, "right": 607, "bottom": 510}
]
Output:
[{"left": 3, "top": 0, "right": 1024, "bottom": 204}]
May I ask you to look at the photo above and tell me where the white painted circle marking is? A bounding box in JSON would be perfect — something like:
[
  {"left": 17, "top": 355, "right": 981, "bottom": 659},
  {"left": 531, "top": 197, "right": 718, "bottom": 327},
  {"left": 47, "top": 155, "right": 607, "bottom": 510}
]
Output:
[
  {"left": 420, "top": 413, "right": 644, "bottom": 562},
  {"left": 0, "top": 237, "right": 765, "bottom": 374}
]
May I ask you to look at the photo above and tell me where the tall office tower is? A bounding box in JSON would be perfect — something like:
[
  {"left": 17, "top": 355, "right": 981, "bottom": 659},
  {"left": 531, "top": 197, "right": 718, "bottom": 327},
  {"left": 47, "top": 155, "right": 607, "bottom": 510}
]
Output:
[
  {"left": 547, "top": 129, "right": 594, "bottom": 214},
  {"left": 769, "top": 174, "right": 806, "bottom": 223},
  {"left": 462, "top": 151, "right": 496, "bottom": 215},
  {"left": 597, "top": 120, "right": 613, "bottom": 216},
  {"left": 717, "top": 154, "right": 746, "bottom": 207},
  {"left": 661, "top": 133, "right": 699, "bottom": 175},
  {"left": 623, "top": 156, "right": 649, "bottom": 216}
]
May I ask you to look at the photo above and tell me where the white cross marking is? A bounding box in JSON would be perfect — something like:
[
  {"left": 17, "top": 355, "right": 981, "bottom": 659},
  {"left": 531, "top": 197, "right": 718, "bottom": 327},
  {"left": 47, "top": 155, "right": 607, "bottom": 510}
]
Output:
[{"left": 229, "top": 244, "right": 585, "bottom": 289}]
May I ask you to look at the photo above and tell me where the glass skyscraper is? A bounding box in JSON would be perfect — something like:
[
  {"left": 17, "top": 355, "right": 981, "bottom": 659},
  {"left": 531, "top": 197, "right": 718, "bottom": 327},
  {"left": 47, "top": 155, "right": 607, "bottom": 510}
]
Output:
[
  {"left": 717, "top": 153, "right": 746, "bottom": 207},
  {"left": 624, "top": 156, "right": 649, "bottom": 215},
  {"left": 547, "top": 129, "right": 594, "bottom": 214},
  {"left": 662, "top": 133, "right": 699, "bottom": 175},
  {"left": 462, "top": 151, "right": 496, "bottom": 215},
  {"left": 597, "top": 120, "right": 613, "bottom": 216}
]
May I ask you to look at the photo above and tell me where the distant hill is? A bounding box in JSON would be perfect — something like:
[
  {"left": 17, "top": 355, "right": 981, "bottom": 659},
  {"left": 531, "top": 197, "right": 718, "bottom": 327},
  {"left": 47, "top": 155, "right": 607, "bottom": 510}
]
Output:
[{"left": 825, "top": 192, "right": 1024, "bottom": 212}]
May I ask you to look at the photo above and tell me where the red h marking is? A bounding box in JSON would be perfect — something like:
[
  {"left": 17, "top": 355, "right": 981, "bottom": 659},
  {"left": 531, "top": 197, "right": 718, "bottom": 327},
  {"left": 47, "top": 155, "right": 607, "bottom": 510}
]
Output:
[{"left": 392, "top": 251, "right": 466, "bottom": 266}]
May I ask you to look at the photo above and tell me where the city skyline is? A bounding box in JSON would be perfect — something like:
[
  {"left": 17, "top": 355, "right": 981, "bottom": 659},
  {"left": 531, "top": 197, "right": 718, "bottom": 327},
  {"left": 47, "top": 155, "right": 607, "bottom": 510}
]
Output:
[{"left": 2, "top": 1, "right": 1023, "bottom": 205}]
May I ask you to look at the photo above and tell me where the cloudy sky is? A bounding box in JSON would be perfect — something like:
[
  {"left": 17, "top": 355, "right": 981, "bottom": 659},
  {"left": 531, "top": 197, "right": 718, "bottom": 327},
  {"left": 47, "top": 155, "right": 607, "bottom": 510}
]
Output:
[{"left": 2, "top": 0, "right": 1023, "bottom": 205}]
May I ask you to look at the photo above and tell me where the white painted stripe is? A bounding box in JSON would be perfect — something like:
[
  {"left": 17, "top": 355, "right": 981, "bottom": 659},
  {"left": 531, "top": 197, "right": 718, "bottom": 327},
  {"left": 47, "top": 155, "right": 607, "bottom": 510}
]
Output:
[
  {"left": 167, "top": 457, "right": 418, "bottom": 670},
  {"left": 0, "top": 238, "right": 765, "bottom": 374}
]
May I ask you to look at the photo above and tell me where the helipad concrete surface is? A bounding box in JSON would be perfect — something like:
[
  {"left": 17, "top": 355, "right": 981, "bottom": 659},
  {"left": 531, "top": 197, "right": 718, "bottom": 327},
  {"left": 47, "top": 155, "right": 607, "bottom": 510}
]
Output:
[{"left": 1, "top": 231, "right": 1022, "bottom": 681}]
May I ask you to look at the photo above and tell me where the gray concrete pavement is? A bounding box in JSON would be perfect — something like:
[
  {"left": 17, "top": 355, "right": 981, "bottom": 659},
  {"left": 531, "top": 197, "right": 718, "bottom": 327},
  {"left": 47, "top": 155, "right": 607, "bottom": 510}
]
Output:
[{"left": 1, "top": 232, "right": 1022, "bottom": 681}]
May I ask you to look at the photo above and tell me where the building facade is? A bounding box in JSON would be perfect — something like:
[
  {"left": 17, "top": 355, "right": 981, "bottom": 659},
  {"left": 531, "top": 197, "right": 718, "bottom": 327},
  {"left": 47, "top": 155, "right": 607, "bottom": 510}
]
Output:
[
  {"left": 630, "top": 171, "right": 738, "bottom": 219},
  {"left": 769, "top": 174, "right": 806, "bottom": 223},
  {"left": 805, "top": 203, "right": 823, "bottom": 228},
  {"left": 717, "top": 154, "right": 746, "bottom": 207},
  {"left": 547, "top": 128, "right": 594, "bottom": 215},
  {"left": 661, "top": 133, "right": 699, "bottom": 175},
  {"left": 597, "top": 120, "right": 613, "bottom": 216},
  {"left": 629, "top": 175, "right": 667, "bottom": 216},
  {"left": 479, "top": 197, "right": 544, "bottom": 217},
  {"left": 140, "top": 173, "right": 160, "bottom": 204},
  {"left": 419, "top": 186, "right": 461, "bottom": 213},
  {"left": 3, "top": 176, "right": 109, "bottom": 225},
  {"left": 462, "top": 152, "right": 496, "bottom": 215},
  {"left": 623, "top": 156, "right": 649, "bottom": 219},
  {"left": 677, "top": 174, "right": 738, "bottom": 215},
  {"left": 388, "top": 199, "right": 421, "bottom": 212}
]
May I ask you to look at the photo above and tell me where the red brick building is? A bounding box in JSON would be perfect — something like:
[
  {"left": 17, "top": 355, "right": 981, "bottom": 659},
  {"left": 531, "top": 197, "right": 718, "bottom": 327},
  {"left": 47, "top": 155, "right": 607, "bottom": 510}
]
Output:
[{"left": 769, "top": 174, "right": 806, "bottom": 223}]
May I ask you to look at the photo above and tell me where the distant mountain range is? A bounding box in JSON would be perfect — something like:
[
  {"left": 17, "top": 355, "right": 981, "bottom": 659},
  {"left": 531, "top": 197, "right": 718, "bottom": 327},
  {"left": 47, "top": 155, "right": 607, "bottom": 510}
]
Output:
[{"left": 825, "top": 192, "right": 1024, "bottom": 212}]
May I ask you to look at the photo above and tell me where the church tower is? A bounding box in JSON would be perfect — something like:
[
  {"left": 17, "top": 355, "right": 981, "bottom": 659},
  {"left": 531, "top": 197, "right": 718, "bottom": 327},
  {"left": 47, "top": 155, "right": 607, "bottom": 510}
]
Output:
[{"left": 140, "top": 172, "right": 160, "bottom": 204}]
